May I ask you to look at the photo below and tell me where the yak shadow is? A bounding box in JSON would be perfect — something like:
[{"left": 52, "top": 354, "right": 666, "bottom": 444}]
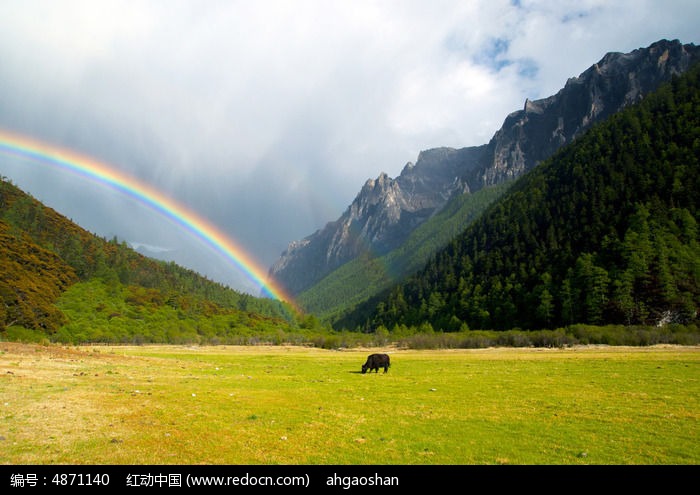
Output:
[{"left": 348, "top": 370, "right": 388, "bottom": 374}]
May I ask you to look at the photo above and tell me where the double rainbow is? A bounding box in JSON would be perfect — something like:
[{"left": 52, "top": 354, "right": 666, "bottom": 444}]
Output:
[{"left": 0, "top": 128, "right": 294, "bottom": 306}]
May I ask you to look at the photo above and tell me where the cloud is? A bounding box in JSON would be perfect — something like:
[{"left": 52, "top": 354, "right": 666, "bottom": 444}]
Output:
[
  {"left": 128, "top": 242, "right": 174, "bottom": 254},
  {"left": 0, "top": 0, "right": 698, "bottom": 295}
]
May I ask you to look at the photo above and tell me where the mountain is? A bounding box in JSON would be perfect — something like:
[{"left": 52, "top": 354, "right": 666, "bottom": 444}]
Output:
[
  {"left": 269, "top": 39, "right": 700, "bottom": 310},
  {"left": 0, "top": 177, "right": 296, "bottom": 340},
  {"left": 336, "top": 61, "right": 700, "bottom": 331},
  {"left": 269, "top": 146, "right": 482, "bottom": 295},
  {"left": 297, "top": 180, "right": 510, "bottom": 321}
]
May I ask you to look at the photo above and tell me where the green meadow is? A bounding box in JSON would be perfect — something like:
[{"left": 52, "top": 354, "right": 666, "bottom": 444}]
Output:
[{"left": 1, "top": 343, "right": 698, "bottom": 465}]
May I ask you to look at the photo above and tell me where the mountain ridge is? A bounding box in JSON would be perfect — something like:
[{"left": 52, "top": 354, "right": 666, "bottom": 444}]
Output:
[
  {"left": 336, "top": 61, "right": 700, "bottom": 331},
  {"left": 0, "top": 177, "right": 295, "bottom": 336},
  {"left": 269, "top": 39, "right": 700, "bottom": 307}
]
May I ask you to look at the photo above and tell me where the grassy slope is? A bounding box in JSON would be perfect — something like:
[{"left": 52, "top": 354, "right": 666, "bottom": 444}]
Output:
[{"left": 0, "top": 221, "right": 78, "bottom": 330}]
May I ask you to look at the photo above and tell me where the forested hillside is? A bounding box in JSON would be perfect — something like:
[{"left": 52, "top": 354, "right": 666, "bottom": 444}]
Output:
[
  {"left": 298, "top": 181, "right": 511, "bottom": 320},
  {"left": 0, "top": 178, "right": 297, "bottom": 342},
  {"left": 336, "top": 63, "right": 700, "bottom": 332},
  {"left": 273, "top": 40, "right": 700, "bottom": 314}
]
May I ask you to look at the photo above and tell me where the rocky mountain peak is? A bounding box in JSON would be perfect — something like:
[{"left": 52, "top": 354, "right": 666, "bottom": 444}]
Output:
[
  {"left": 268, "top": 39, "right": 700, "bottom": 299},
  {"left": 471, "top": 39, "right": 700, "bottom": 189}
]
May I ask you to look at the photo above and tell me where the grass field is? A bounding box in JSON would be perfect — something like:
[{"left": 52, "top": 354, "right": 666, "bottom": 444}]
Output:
[{"left": 1, "top": 343, "right": 698, "bottom": 465}]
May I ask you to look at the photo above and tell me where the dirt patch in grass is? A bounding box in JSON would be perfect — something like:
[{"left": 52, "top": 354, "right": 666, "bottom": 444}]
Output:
[{"left": 1, "top": 343, "right": 145, "bottom": 463}]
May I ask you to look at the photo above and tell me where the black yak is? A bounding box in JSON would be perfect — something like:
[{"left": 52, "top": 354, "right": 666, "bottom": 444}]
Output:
[{"left": 361, "top": 353, "right": 390, "bottom": 374}]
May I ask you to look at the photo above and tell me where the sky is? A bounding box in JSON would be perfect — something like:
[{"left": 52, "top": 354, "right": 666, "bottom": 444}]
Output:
[{"left": 0, "top": 0, "right": 698, "bottom": 298}]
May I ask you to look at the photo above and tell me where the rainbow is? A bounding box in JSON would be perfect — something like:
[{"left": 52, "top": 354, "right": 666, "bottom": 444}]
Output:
[{"left": 0, "top": 128, "right": 295, "bottom": 307}]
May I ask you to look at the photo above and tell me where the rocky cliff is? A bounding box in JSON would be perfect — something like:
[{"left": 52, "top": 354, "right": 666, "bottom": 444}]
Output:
[{"left": 470, "top": 38, "right": 700, "bottom": 189}]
